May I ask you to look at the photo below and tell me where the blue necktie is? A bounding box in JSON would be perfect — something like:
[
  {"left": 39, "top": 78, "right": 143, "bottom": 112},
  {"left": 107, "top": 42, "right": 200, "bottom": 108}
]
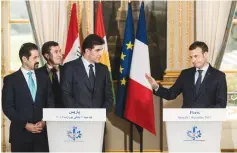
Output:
[
  {"left": 195, "top": 70, "right": 203, "bottom": 97},
  {"left": 27, "top": 72, "right": 36, "bottom": 101}
]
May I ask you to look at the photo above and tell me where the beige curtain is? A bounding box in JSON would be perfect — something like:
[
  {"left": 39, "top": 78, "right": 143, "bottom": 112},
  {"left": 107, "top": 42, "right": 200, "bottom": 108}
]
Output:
[
  {"left": 27, "top": 1, "right": 69, "bottom": 57},
  {"left": 196, "top": 1, "right": 232, "bottom": 66}
]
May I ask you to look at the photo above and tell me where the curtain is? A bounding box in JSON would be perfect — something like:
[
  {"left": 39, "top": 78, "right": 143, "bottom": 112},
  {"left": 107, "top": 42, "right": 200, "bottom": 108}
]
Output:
[{"left": 196, "top": 1, "right": 232, "bottom": 66}]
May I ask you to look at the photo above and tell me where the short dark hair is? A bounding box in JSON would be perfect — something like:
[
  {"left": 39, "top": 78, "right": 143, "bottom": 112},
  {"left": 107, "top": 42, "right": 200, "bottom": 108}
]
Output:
[
  {"left": 19, "top": 42, "right": 38, "bottom": 62},
  {"left": 41, "top": 41, "right": 59, "bottom": 60},
  {"left": 189, "top": 41, "right": 208, "bottom": 53},
  {"left": 81, "top": 34, "right": 105, "bottom": 54}
]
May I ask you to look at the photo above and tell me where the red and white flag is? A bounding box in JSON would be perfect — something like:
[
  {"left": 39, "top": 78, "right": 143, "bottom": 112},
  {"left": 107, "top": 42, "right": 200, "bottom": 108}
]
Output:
[
  {"left": 124, "top": 2, "right": 156, "bottom": 135},
  {"left": 63, "top": 3, "right": 80, "bottom": 64}
]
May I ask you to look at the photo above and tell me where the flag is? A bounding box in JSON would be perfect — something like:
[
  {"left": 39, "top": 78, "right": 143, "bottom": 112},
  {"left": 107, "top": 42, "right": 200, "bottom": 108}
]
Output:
[
  {"left": 63, "top": 3, "right": 80, "bottom": 64},
  {"left": 95, "top": 1, "right": 116, "bottom": 104},
  {"left": 115, "top": 2, "right": 134, "bottom": 118},
  {"left": 124, "top": 2, "right": 156, "bottom": 135}
]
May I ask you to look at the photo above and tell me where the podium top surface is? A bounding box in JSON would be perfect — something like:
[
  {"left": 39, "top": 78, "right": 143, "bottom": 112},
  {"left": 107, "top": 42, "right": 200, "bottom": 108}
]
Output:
[
  {"left": 163, "top": 108, "right": 226, "bottom": 121},
  {"left": 43, "top": 108, "right": 106, "bottom": 121}
]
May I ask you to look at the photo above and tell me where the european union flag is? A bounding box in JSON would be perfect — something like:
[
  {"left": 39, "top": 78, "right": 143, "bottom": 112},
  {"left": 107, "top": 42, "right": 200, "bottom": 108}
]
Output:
[{"left": 115, "top": 2, "right": 134, "bottom": 118}]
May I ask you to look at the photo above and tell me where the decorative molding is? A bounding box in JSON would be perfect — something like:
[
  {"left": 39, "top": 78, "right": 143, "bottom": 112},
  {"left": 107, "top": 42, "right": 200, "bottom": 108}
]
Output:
[
  {"left": 168, "top": 1, "right": 175, "bottom": 69},
  {"left": 85, "top": 0, "right": 91, "bottom": 35},
  {"left": 9, "top": 20, "right": 30, "bottom": 24},
  {"left": 167, "top": 1, "right": 194, "bottom": 70},
  {"left": 2, "top": 2, "right": 7, "bottom": 152},
  {"left": 77, "top": 1, "right": 83, "bottom": 40},
  {"left": 223, "top": 71, "right": 237, "bottom": 73},
  {"left": 2, "top": 26, "right": 5, "bottom": 77},
  {"left": 221, "top": 149, "right": 237, "bottom": 152},
  {"left": 178, "top": 1, "right": 183, "bottom": 67},
  {"left": 233, "top": 19, "right": 237, "bottom": 24},
  {"left": 186, "top": 1, "right": 192, "bottom": 67},
  {"left": 162, "top": 71, "right": 180, "bottom": 85}
]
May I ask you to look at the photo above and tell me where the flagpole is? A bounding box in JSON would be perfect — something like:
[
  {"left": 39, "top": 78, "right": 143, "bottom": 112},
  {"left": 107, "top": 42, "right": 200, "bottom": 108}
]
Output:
[
  {"left": 129, "top": 122, "right": 133, "bottom": 152},
  {"left": 160, "top": 92, "right": 163, "bottom": 152},
  {"left": 140, "top": 130, "right": 143, "bottom": 152},
  {"left": 128, "top": 1, "right": 133, "bottom": 152}
]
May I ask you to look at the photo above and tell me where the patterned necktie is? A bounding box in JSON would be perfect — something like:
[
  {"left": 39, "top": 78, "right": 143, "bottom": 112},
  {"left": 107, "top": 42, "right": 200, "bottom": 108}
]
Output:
[
  {"left": 27, "top": 72, "right": 36, "bottom": 101},
  {"left": 195, "top": 70, "right": 203, "bottom": 97},
  {"left": 88, "top": 64, "right": 95, "bottom": 90}
]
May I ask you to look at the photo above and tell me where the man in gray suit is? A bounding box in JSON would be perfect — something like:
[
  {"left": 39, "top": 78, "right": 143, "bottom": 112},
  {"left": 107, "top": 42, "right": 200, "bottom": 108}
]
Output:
[{"left": 61, "top": 34, "right": 113, "bottom": 112}]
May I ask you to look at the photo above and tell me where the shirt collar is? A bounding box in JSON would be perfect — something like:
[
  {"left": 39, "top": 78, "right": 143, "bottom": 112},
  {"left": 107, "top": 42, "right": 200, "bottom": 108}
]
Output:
[
  {"left": 196, "top": 63, "right": 209, "bottom": 73},
  {"left": 81, "top": 56, "right": 95, "bottom": 68},
  {"left": 21, "top": 66, "right": 35, "bottom": 75},
  {"left": 46, "top": 64, "right": 59, "bottom": 73}
]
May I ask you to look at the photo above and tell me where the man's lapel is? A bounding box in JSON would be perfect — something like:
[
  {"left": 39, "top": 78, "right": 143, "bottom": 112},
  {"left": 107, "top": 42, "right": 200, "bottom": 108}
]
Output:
[
  {"left": 17, "top": 69, "right": 35, "bottom": 103},
  {"left": 76, "top": 58, "right": 93, "bottom": 93},
  {"left": 195, "top": 65, "right": 213, "bottom": 100}
]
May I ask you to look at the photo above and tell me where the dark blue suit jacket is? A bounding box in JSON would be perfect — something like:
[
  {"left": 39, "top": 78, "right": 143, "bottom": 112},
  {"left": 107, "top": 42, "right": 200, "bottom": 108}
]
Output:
[
  {"left": 61, "top": 57, "right": 113, "bottom": 112},
  {"left": 155, "top": 65, "right": 227, "bottom": 108},
  {"left": 37, "top": 65, "right": 64, "bottom": 108},
  {"left": 2, "top": 69, "right": 54, "bottom": 143}
]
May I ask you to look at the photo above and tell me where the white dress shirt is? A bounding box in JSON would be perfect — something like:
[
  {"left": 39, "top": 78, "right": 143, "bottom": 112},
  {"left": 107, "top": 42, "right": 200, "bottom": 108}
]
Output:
[
  {"left": 194, "top": 63, "right": 209, "bottom": 84},
  {"left": 81, "top": 56, "right": 96, "bottom": 77},
  {"left": 154, "top": 63, "right": 210, "bottom": 91},
  {"left": 21, "top": 67, "right": 37, "bottom": 89}
]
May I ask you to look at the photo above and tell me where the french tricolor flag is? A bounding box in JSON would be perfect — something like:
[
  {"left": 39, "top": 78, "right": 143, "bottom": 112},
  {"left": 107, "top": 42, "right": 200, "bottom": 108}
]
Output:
[{"left": 124, "top": 2, "right": 156, "bottom": 135}]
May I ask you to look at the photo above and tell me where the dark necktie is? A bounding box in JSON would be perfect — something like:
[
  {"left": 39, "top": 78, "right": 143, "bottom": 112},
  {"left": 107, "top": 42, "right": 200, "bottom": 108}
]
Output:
[
  {"left": 89, "top": 64, "right": 95, "bottom": 90},
  {"left": 51, "top": 68, "right": 59, "bottom": 86},
  {"left": 51, "top": 67, "right": 64, "bottom": 108},
  {"left": 51, "top": 68, "right": 60, "bottom": 99},
  {"left": 195, "top": 70, "right": 203, "bottom": 96}
]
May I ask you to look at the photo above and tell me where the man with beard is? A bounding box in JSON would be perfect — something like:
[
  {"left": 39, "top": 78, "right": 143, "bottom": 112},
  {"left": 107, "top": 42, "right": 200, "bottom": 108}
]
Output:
[
  {"left": 2, "top": 42, "right": 54, "bottom": 152},
  {"left": 37, "top": 41, "right": 64, "bottom": 108}
]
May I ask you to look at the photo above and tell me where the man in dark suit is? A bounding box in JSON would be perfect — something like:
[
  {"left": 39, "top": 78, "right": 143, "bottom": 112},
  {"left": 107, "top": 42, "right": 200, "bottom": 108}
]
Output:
[
  {"left": 2, "top": 43, "right": 54, "bottom": 152},
  {"left": 61, "top": 34, "right": 113, "bottom": 111},
  {"left": 61, "top": 34, "right": 113, "bottom": 151},
  {"left": 37, "top": 41, "right": 64, "bottom": 108},
  {"left": 146, "top": 41, "right": 227, "bottom": 108}
]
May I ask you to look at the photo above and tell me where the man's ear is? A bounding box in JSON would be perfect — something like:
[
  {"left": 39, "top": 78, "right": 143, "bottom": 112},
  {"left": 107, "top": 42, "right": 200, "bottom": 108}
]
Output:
[
  {"left": 85, "top": 48, "right": 90, "bottom": 54},
  {"left": 44, "top": 53, "right": 49, "bottom": 61},
  {"left": 22, "top": 56, "right": 27, "bottom": 63},
  {"left": 204, "top": 51, "right": 208, "bottom": 58}
]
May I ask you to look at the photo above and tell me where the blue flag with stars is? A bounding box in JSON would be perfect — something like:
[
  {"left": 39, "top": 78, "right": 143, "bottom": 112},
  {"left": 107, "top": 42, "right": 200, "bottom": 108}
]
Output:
[{"left": 115, "top": 2, "right": 134, "bottom": 118}]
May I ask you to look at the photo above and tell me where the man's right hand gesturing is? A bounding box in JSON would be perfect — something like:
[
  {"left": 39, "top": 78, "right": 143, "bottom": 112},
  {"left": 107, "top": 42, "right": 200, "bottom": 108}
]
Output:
[{"left": 145, "top": 73, "right": 159, "bottom": 90}]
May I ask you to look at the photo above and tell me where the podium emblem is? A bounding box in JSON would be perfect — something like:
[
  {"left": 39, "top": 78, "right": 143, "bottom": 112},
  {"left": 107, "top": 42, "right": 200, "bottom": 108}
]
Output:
[
  {"left": 187, "top": 126, "right": 202, "bottom": 140},
  {"left": 67, "top": 126, "right": 82, "bottom": 141}
]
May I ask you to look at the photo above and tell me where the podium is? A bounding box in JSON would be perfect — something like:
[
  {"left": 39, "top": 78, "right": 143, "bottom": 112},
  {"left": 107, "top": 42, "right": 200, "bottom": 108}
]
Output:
[
  {"left": 163, "top": 109, "right": 226, "bottom": 153},
  {"left": 43, "top": 108, "right": 106, "bottom": 152}
]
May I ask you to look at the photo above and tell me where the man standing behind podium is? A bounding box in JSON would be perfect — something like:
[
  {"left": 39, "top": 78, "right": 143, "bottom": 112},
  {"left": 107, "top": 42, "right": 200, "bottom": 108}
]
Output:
[
  {"left": 38, "top": 41, "right": 64, "bottom": 108},
  {"left": 2, "top": 43, "right": 54, "bottom": 152},
  {"left": 146, "top": 41, "right": 227, "bottom": 108},
  {"left": 61, "top": 34, "right": 113, "bottom": 112}
]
